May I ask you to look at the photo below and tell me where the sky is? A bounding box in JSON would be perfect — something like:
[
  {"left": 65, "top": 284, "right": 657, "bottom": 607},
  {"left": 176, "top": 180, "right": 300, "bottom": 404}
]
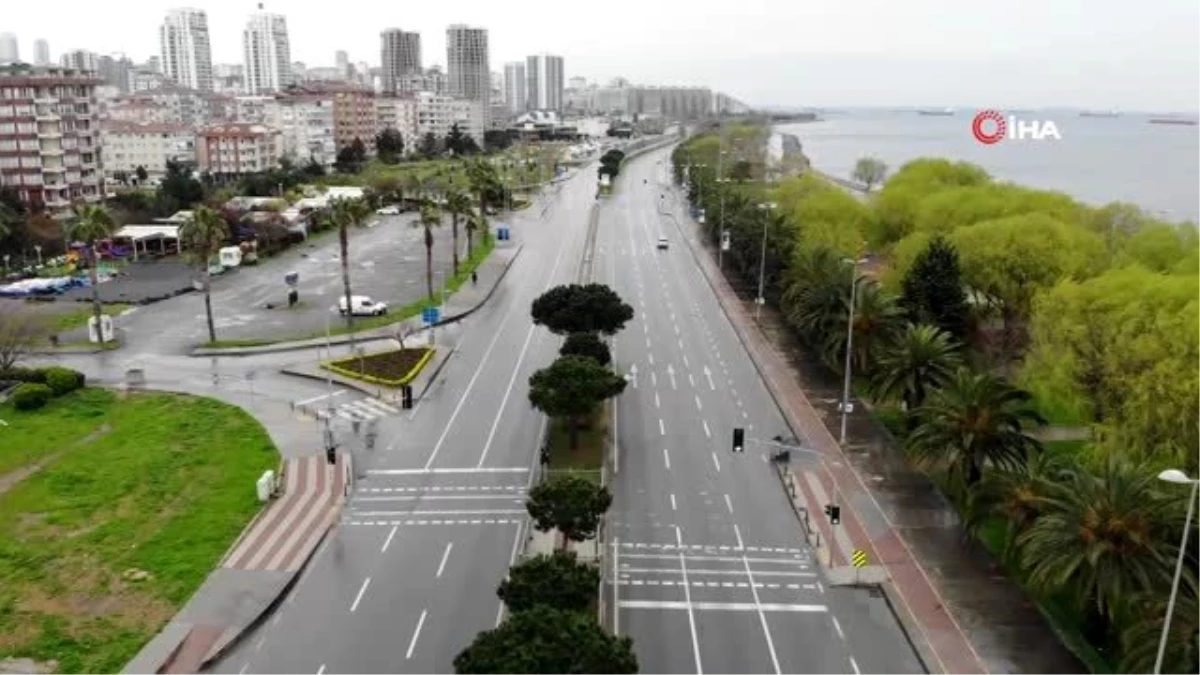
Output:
[{"left": 3, "top": 0, "right": 1198, "bottom": 111}]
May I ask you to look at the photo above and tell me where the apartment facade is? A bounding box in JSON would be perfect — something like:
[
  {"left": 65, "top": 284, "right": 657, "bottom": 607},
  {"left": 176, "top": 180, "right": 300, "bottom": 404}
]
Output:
[
  {"left": 525, "top": 54, "right": 564, "bottom": 112},
  {"left": 414, "top": 91, "right": 482, "bottom": 145},
  {"left": 446, "top": 24, "right": 489, "bottom": 126},
  {"left": 102, "top": 85, "right": 210, "bottom": 127},
  {"left": 285, "top": 82, "right": 375, "bottom": 152},
  {"left": 195, "top": 122, "right": 281, "bottom": 177},
  {"left": 503, "top": 61, "right": 525, "bottom": 114},
  {"left": 242, "top": 9, "right": 291, "bottom": 94},
  {"left": 380, "top": 29, "right": 421, "bottom": 94},
  {"left": 0, "top": 64, "right": 104, "bottom": 213},
  {"left": 100, "top": 121, "right": 195, "bottom": 182},
  {"left": 274, "top": 90, "right": 336, "bottom": 167},
  {"left": 374, "top": 95, "right": 418, "bottom": 151},
  {"left": 160, "top": 8, "right": 214, "bottom": 92}
]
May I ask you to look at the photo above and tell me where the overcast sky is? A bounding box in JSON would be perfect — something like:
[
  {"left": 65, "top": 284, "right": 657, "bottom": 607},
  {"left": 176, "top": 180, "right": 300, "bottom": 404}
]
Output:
[{"left": 4, "top": 0, "right": 1198, "bottom": 111}]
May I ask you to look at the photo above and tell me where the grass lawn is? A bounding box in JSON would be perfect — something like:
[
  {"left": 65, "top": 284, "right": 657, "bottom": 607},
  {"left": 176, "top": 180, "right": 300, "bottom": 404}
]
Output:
[
  {"left": 44, "top": 303, "right": 133, "bottom": 334},
  {"left": 0, "top": 388, "right": 278, "bottom": 673},
  {"left": 545, "top": 408, "right": 607, "bottom": 484}
]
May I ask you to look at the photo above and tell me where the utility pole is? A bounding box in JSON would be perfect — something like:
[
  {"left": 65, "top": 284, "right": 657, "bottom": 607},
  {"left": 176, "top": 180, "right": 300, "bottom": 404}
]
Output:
[{"left": 755, "top": 203, "right": 776, "bottom": 320}]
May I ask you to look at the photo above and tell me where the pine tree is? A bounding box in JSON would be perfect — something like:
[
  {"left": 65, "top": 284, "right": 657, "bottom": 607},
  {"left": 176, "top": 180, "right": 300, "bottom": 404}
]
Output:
[{"left": 901, "top": 236, "right": 970, "bottom": 340}]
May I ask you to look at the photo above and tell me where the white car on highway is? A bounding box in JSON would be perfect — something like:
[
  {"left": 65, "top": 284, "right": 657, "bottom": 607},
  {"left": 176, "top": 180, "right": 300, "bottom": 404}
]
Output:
[
  {"left": 338, "top": 295, "right": 388, "bottom": 317},
  {"left": 657, "top": 236, "right": 669, "bottom": 250}
]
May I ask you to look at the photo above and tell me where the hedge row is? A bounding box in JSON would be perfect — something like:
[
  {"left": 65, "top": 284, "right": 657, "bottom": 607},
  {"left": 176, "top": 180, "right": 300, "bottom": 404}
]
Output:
[{"left": 2, "top": 366, "right": 86, "bottom": 410}]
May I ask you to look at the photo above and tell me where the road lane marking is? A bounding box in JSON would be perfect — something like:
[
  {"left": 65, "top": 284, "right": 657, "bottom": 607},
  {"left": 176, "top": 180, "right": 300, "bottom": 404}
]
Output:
[
  {"left": 381, "top": 525, "right": 398, "bottom": 552},
  {"left": 315, "top": 665, "right": 324, "bottom": 675},
  {"left": 368, "top": 467, "right": 528, "bottom": 475},
  {"left": 676, "top": 526, "right": 704, "bottom": 674},
  {"left": 659, "top": 419, "right": 666, "bottom": 435},
  {"left": 239, "top": 663, "right": 250, "bottom": 674},
  {"left": 406, "top": 609, "right": 428, "bottom": 659},
  {"left": 359, "top": 495, "right": 525, "bottom": 502},
  {"left": 670, "top": 494, "right": 677, "bottom": 510},
  {"left": 711, "top": 452, "right": 721, "bottom": 472},
  {"left": 735, "top": 524, "right": 782, "bottom": 674},
  {"left": 678, "top": 338, "right": 684, "bottom": 350},
  {"left": 683, "top": 355, "right": 690, "bottom": 368},
  {"left": 613, "top": 536, "right": 621, "bottom": 635},
  {"left": 352, "top": 509, "right": 526, "bottom": 516},
  {"left": 694, "top": 394, "right": 702, "bottom": 410},
  {"left": 254, "top": 636, "right": 266, "bottom": 652},
  {"left": 688, "top": 373, "right": 695, "bottom": 388},
  {"left": 832, "top": 616, "right": 845, "bottom": 639},
  {"left": 663, "top": 448, "right": 671, "bottom": 469},
  {"left": 654, "top": 392, "right": 660, "bottom": 408},
  {"left": 350, "top": 577, "right": 371, "bottom": 612},
  {"left": 476, "top": 321, "right": 540, "bottom": 467},
  {"left": 646, "top": 337, "right": 652, "bottom": 348},
  {"left": 704, "top": 366, "right": 715, "bottom": 390},
  {"left": 702, "top": 420, "right": 711, "bottom": 438},
  {"left": 648, "top": 353, "right": 655, "bottom": 365},
  {"left": 850, "top": 656, "right": 861, "bottom": 674},
  {"left": 436, "top": 543, "right": 453, "bottom": 578},
  {"left": 651, "top": 371, "right": 657, "bottom": 387},
  {"left": 296, "top": 390, "right": 345, "bottom": 406},
  {"left": 724, "top": 494, "right": 734, "bottom": 514}
]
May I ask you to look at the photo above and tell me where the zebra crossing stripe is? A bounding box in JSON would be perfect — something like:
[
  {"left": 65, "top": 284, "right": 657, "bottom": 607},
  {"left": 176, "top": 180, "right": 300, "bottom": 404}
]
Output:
[{"left": 359, "top": 398, "right": 400, "bottom": 415}]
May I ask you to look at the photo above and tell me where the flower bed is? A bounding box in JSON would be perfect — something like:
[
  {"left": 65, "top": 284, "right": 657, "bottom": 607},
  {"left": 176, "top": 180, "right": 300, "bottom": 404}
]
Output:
[{"left": 324, "top": 347, "right": 434, "bottom": 387}]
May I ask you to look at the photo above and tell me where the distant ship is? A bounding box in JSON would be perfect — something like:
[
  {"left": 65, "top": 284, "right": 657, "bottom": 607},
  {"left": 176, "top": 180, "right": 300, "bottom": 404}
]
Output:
[
  {"left": 917, "top": 108, "right": 954, "bottom": 116},
  {"left": 1080, "top": 109, "right": 1121, "bottom": 118},
  {"left": 1148, "top": 117, "right": 1198, "bottom": 126}
]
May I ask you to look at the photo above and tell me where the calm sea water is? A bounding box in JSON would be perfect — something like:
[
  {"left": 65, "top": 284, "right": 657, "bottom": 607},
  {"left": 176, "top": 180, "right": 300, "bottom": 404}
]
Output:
[{"left": 775, "top": 109, "right": 1200, "bottom": 224}]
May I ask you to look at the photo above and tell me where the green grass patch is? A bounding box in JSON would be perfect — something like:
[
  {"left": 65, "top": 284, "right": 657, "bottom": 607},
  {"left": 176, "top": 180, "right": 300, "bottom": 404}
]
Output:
[
  {"left": 545, "top": 408, "right": 607, "bottom": 484},
  {"left": 46, "top": 304, "right": 133, "bottom": 333},
  {"left": 0, "top": 388, "right": 278, "bottom": 673}
]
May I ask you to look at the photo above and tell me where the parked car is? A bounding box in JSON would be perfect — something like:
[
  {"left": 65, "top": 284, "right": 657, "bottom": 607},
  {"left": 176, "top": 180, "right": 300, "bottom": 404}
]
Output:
[
  {"left": 657, "top": 236, "right": 669, "bottom": 250},
  {"left": 376, "top": 205, "right": 400, "bottom": 215},
  {"left": 338, "top": 295, "right": 388, "bottom": 316}
]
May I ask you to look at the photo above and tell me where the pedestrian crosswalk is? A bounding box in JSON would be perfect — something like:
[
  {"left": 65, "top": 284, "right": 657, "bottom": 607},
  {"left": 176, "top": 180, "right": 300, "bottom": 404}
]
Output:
[{"left": 308, "top": 396, "right": 401, "bottom": 422}]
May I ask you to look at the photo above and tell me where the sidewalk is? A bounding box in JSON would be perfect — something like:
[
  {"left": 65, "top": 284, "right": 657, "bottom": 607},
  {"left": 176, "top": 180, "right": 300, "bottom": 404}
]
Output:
[
  {"left": 124, "top": 453, "right": 348, "bottom": 674},
  {"left": 673, "top": 198, "right": 1082, "bottom": 674}
]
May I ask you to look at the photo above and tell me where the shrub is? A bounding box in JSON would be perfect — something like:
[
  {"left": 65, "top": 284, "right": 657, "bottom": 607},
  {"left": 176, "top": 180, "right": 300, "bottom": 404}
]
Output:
[
  {"left": 13, "top": 383, "right": 53, "bottom": 410},
  {"left": 0, "top": 367, "right": 48, "bottom": 384},
  {"left": 43, "top": 366, "right": 84, "bottom": 396},
  {"left": 560, "top": 332, "right": 612, "bottom": 366}
]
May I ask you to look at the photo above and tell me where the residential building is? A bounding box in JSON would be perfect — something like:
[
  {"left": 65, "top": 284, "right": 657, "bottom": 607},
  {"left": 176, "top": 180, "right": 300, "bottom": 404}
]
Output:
[
  {"left": 446, "top": 25, "right": 489, "bottom": 125},
  {"left": 160, "top": 8, "right": 214, "bottom": 91},
  {"left": 0, "top": 34, "right": 17, "bottom": 64},
  {"left": 525, "top": 54, "right": 564, "bottom": 112},
  {"left": 213, "top": 63, "right": 244, "bottom": 94},
  {"left": 629, "top": 86, "right": 713, "bottom": 119},
  {"left": 96, "top": 54, "right": 134, "bottom": 93},
  {"left": 131, "top": 69, "right": 173, "bottom": 92},
  {"left": 195, "top": 122, "right": 281, "bottom": 177},
  {"left": 291, "top": 61, "right": 307, "bottom": 80},
  {"left": 335, "top": 50, "right": 350, "bottom": 79},
  {"left": 564, "top": 82, "right": 596, "bottom": 114},
  {"left": 242, "top": 7, "right": 291, "bottom": 94},
  {"left": 101, "top": 121, "right": 194, "bottom": 182},
  {"left": 275, "top": 90, "right": 336, "bottom": 167},
  {"left": 302, "top": 67, "right": 343, "bottom": 82},
  {"left": 503, "top": 61, "right": 525, "bottom": 114},
  {"left": 414, "top": 91, "right": 482, "bottom": 145},
  {"left": 568, "top": 76, "right": 587, "bottom": 90},
  {"left": 715, "top": 92, "right": 750, "bottom": 115},
  {"left": 374, "top": 94, "right": 418, "bottom": 151},
  {"left": 60, "top": 50, "right": 98, "bottom": 73},
  {"left": 105, "top": 86, "right": 210, "bottom": 127},
  {"left": 0, "top": 63, "right": 104, "bottom": 213},
  {"left": 147, "top": 56, "right": 162, "bottom": 73},
  {"left": 490, "top": 70, "right": 503, "bottom": 105},
  {"left": 285, "top": 82, "right": 375, "bottom": 152},
  {"left": 34, "top": 40, "right": 51, "bottom": 66},
  {"left": 380, "top": 29, "right": 421, "bottom": 94}
]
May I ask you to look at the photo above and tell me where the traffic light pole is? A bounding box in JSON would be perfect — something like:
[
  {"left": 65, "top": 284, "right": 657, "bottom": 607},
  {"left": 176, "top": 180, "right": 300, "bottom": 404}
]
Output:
[{"left": 748, "top": 435, "right": 843, "bottom": 527}]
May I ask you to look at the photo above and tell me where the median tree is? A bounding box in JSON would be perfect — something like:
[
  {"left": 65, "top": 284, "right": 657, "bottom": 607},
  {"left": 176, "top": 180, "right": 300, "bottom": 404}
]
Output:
[
  {"left": 531, "top": 283, "right": 634, "bottom": 336},
  {"left": 525, "top": 474, "right": 613, "bottom": 551},
  {"left": 851, "top": 156, "right": 888, "bottom": 191},
  {"left": 560, "top": 331, "right": 611, "bottom": 366},
  {"left": 454, "top": 606, "right": 637, "bottom": 674},
  {"left": 497, "top": 551, "right": 600, "bottom": 613},
  {"left": 529, "top": 355, "right": 626, "bottom": 449}
]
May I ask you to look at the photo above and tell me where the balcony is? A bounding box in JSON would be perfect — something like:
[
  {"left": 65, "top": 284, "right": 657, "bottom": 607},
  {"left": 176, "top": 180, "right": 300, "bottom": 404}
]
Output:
[
  {"left": 35, "top": 97, "right": 58, "bottom": 106},
  {"left": 42, "top": 165, "right": 66, "bottom": 173}
]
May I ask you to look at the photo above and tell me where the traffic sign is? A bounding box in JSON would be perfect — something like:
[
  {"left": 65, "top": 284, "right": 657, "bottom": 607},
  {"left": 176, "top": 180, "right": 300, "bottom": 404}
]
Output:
[
  {"left": 851, "top": 549, "right": 868, "bottom": 568},
  {"left": 496, "top": 226, "right": 511, "bottom": 241},
  {"left": 421, "top": 306, "right": 441, "bottom": 325}
]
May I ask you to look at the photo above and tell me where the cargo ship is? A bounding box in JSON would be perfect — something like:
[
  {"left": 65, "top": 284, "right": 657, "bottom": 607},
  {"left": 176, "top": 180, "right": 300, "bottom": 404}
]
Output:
[
  {"left": 917, "top": 108, "right": 954, "bottom": 116},
  {"left": 1080, "top": 109, "right": 1120, "bottom": 118},
  {"left": 1148, "top": 117, "right": 1198, "bottom": 126}
]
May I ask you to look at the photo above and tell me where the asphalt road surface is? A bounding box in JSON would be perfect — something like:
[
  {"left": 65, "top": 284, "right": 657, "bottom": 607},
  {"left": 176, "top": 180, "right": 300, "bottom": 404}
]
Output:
[
  {"left": 208, "top": 168, "right": 598, "bottom": 673},
  {"left": 595, "top": 149, "right": 926, "bottom": 674}
]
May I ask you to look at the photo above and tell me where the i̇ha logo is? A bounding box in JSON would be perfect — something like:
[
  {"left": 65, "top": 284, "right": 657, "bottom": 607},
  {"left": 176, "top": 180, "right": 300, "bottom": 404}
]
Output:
[{"left": 972, "top": 109, "right": 1061, "bottom": 144}]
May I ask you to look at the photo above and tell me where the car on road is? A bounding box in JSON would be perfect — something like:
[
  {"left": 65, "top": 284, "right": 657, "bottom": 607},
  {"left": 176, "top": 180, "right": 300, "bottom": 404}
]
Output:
[
  {"left": 657, "top": 236, "right": 669, "bottom": 250},
  {"left": 375, "top": 205, "right": 400, "bottom": 215},
  {"left": 338, "top": 295, "right": 388, "bottom": 317}
]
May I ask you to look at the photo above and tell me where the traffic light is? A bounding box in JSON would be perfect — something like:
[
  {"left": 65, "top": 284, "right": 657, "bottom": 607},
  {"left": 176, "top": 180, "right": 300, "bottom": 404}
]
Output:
[
  {"left": 325, "top": 444, "right": 337, "bottom": 465},
  {"left": 825, "top": 504, "right": 841, "bottom": 525},
  {"left": 732, "top": 427, "right": 745, "bottom": 453},
  {"left": 401, "top": 385, "right": 414, "bottom": 410}
]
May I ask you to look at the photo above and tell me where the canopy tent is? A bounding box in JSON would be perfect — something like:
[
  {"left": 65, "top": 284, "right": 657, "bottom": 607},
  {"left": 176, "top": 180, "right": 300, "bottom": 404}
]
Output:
[{"left": 112, "top": 225, "right": 181, "bottom": 261}]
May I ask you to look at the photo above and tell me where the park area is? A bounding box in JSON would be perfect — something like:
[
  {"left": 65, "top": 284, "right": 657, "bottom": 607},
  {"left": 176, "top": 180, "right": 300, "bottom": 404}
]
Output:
[{"left": 0, "top": 386, "right": 277, "bottom": 673}]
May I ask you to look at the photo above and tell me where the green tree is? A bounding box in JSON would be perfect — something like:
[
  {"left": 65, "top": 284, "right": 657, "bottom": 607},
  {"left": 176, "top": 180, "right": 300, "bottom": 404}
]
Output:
[
  {"left": 871, "top": 158, "right": 991, "bottom": 245},
  {"left": 963, "top": 451, "right": 1072, "bottom": 564},
  {"left": 417, "top": 202, "right": 442, "bottom": 300},
  {"left": 302, "top": 156, "right": 326, "bottom": 178},
  {"left": 870, "top": 323, "right": 961, "bottom": 413},
  {"left": 67, "top": 203, "right": 116, "bottom": 342},
  {"left": 781, "top": 245, "right": 852, "bottom": 345},
  {"left": 157, "top": 160, "right": 205, "bottom": 211},
  {"left": 822, "top": 278, "right": 905, "bottom": 375},
  {"left": 453, "top": 606, "right": 637, "bottom": 674},
  {"left": 328, "top": 197, "right": 372, "bottom": 330},
  {"left": 135, "top": 165, "right": 149, "bottom": 183},
  {"left": 908, "top": 368, "right": 1045, "bottom": 489},
  {"left": 1118, "top": 587, "right": 1200, "bottom": 675},
  {"left": 900, "top": 235, "right": 970, "bottom": 340},
  {"left": 179, "top": 205, "right": 230, "bottom": 343},
  {"left": 912, "top": 183, "right": 1086, "bottom": 238},
  {"left": 497, "top": 552, "right": 600, "bottom": 613},
  {"left": 1118, "top": 221, "right": 1199, "bottom": 272},
  {"left": 419, "top": 132, "right": 441, "bottom": 159},
  {"left": 529, "top": 356, "right": 626, "bottom": 449},
  {"left": 560, "top": 331, "right": 611, "bottom": 366},
  {"left": 851, "top": 156, "right": 888, "bottom": 190},
  {"left": 445, "top": 123, "right": 467, "bottom": 156},
  {"left": 375, "top": 128, "right": 405, "bottom": 164},
  {"left": 443, "top": 190, "right": 473, "bottom": 277},
  {"left": 531, "top": 284, "right": 634, "bottom": 336},
  {"left": 483, "top": 129, "right": 512, "bottom": 152},
  {"left": 525, "top": 474, "right": 613, "bottom": 548},
  {"left": 465, "top": 158, "right": 497, "bottom": 254}
]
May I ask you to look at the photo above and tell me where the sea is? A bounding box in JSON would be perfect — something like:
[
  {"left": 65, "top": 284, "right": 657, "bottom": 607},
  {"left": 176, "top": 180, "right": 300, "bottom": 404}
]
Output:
[{"left": 773, "top": 109, "right": 1200, "bottom": 224}]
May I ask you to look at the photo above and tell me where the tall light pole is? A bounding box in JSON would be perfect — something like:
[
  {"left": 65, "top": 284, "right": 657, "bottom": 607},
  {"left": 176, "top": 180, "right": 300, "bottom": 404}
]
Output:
[
  {"left": 838, "top": 256, "right": 868, "bottom": 445},
  {"left": 716, "top": 178, "right": 731, "bottom": 270},
  {"left": 1154, "top": 468, "right": 1199, "bottom": 675},
  {"left": 754, "top": 202, "right": 776, "bottom": 321}
]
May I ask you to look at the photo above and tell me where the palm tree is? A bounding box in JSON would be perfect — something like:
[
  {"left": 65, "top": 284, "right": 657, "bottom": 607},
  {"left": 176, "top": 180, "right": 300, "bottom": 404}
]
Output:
[
  {"left": 907, "top": 368, "right": 1045, "bottom": 489},
  {"left": 67, "top": 203, "right": 115, "bottom": 342},
  {"left": 465, "top": 159, "right": 495, "bottom": 254},
  {"left": 870, "top": 323, "right": 962, "bottom": 413},
  {"left": 1018, "top": 456, "right": 1185, "bottom": 625},
  {"left": 1118, "top": 586, "right": 1199, "bottom": 674},
  {"left": 329, "top": 197, "right": 371, "bottom": 331},
  {"left": 963, "top": 451, "right": 1071, "bottom": 563},
  {"left": 781, "top": 246, "right": 852, "bottom": 343},
  {"left": 443, "top": 190, "right": 472, "bottom": 276},
  {"left": 179, "top": 205, "right": 230, "bottom": 343},
  {"left": 417, "top": 201, "right": 442, "bottom": 300},
  {"left": 821, "top": 278, "right": 906, "bottom": 375}
]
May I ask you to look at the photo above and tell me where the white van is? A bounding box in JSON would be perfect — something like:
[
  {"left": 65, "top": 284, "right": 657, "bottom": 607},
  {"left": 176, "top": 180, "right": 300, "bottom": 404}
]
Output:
[{"left": 338, "top": 295, "right": 388, "bottom": 317}]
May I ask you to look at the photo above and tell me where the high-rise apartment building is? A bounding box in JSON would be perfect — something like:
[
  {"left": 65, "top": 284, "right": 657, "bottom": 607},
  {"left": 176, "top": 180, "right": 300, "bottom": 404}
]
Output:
[
  {"left": 97, "top": 54, "right": 135, "bottom": 93},
  {"left": 0, "top": 34, "right": 18, "bottom": 64},
  {"left": 525, "top": 54, "right": 564, "bottom": 112},
  {"left": 446, "top": 25, "right": 489, "bottom": 104},
  {"left": 335, "top": 50, "right": 350, "bottom": 78},
  {"left": 0, "top": 63, "right": 105, "bottom": 213},
  {"left": 60, "top": 50, "right": 98, "bottom": 73},
  {"left": 242, "top": 6, "right": 291, "bottom": 94},
  {"left": 160, "top": 8, "right": 214, "bottom": 91},
  {"left": 380, "top": 29, "right": 421, "bottom": 94},
  {"left": 503, "top": 61, "right": 525, "bottom": 114},
  {"left": 33, "top": 40, "right": 51, "bottom": 65}
]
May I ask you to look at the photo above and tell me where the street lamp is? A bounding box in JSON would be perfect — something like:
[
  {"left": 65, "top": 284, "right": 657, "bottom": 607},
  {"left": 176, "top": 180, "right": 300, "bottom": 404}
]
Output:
[
  {"left": 754, "top": 203, "right": 777, "bottom": 320},
  {"left": 1153, "top": 468, "right": 1199, "bottom": 675},
  {"left": 716, "top": 178, "right": 731, "bottom": 270},
  {"left": 838, "top": 256, "right": 869, "bottom": 445}
]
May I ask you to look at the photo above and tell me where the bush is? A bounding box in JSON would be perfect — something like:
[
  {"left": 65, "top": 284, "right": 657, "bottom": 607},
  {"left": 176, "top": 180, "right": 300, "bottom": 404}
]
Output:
[
  {"left": 560, "top": 332, "right": 612, "bottom": 366},
  {"left": 43, "top": 366, "right": 84, "bottom": 396},
  {"left": 0, "top": 367, "right": 48, "bottom": 384},
  {"left": 13, "top": 383, "right": 53, "bottom": 410}
]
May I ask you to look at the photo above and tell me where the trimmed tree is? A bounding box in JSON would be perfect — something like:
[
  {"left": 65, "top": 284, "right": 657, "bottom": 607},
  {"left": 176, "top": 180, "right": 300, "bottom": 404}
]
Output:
[
  {"left": 851, "top": 156, "right": 888, "bottom": 191},
  {"left": 454, "top": 606, "right": 637, "bottom": 674},
  {"left": 525, "top": 474, "right": 612, "bottom": 551},
  {"left": 900, "top": 235, "right": 970, "bottom": 340},
  {"left": 529, "top": 355, "right": 626, "bottom": 449},
  {"left": 497, "top": 551, "right": 600, "bottom": 613},
  {"left": 560, "top": 331, "right": 611, "bottom": 366},
  {"left": 531, "top": 283, "right": 634, "bottom": 336}
]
